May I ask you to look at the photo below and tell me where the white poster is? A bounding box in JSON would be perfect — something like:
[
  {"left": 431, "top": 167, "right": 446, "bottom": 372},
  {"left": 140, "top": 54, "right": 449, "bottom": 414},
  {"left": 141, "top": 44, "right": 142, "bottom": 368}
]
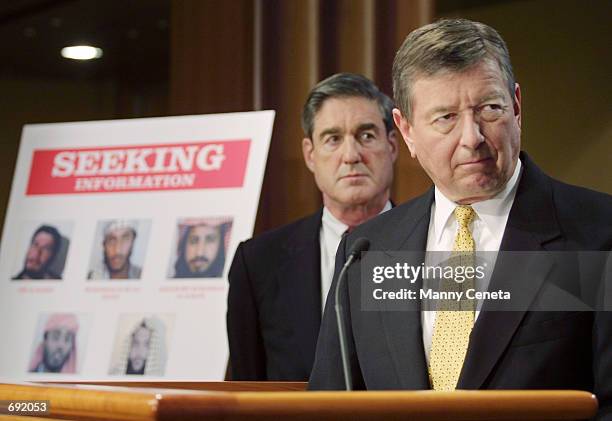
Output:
[{"left": 0, "top": 111, "right": 274, "bottom": 380}]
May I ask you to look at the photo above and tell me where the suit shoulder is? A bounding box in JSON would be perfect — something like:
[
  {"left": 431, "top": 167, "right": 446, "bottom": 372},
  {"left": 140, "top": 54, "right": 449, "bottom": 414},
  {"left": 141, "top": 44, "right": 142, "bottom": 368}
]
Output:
[
  {"left": 352, "top": 189, "right": 433, "bottom": 237},
  {"left": 238, "top": 211, "right": 321, "bottom": 256},
  {"left": 550, "top": 178, "right": 612, "bottom": 247},
  {"left": 551, "top": 178, "right": 612, "bottom": 221},
  {"left": 229, "top": 211, "right": 321, "bottom": 293}
]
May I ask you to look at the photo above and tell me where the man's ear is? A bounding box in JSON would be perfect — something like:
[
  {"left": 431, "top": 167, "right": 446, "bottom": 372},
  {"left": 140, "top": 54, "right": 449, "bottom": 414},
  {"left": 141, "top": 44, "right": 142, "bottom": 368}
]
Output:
[
  {"left": 386, "top": 129, "right": 399, "bottom": 163},
  {"left": 302, "top": 137, "right": 315, "bottom": 173},
  {"left": 513, "top": 82, "right": 522, "bottom": 131},
  {"left": 392, "top": 108, "right": 416, "bottom": 158}
]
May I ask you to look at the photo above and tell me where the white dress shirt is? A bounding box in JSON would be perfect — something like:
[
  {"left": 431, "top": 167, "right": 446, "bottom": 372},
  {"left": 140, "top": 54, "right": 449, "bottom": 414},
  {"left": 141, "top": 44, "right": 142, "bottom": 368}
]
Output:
[
  {"left": 320, "top": 201, "right": 392, "bottom": 311},
  {"left": 422, "top": 159, "right": 522, "bottom": 363}
]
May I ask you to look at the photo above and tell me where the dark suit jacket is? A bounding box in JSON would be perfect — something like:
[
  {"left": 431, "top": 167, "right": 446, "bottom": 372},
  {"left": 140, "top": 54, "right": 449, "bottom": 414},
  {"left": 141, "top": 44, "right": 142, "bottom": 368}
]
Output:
[
  {"left": 227, "top": 210, "right": 323, "bottom": 380},
  {"left": 309, "top": 153, "right": 612, "bottom": 419}
]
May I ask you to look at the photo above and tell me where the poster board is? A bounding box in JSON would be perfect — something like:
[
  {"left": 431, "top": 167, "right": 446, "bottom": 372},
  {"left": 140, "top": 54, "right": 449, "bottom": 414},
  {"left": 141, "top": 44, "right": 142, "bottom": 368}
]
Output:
[{"left": 0, "top": 111, "right": 274, "bottom": 380}]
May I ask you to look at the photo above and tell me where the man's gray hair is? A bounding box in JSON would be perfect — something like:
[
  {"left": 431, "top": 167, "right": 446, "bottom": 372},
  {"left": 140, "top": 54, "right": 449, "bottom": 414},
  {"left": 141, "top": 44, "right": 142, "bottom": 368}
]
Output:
[
  {"left": 392, "top": 18, "right": 515, "bottom": 119},
  {"left": 301, "top": 73, "right": 395, "bottom": 139}
]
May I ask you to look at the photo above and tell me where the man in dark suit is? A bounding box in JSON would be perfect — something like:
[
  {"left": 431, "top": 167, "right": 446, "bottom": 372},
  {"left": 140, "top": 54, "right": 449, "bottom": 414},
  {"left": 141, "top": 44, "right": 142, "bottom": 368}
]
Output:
[
  {"left": 227, "top": 73, "right": 398, "bottom": 380},
  {"left": 309, "top": 18, "right": 612, "bottom": 418}
]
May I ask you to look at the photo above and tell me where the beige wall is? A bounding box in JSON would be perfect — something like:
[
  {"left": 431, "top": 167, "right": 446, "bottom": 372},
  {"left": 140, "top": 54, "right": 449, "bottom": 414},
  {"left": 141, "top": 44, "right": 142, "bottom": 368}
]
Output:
[{"left": 440, "top": 0, "right": 612, "bottom": 194}]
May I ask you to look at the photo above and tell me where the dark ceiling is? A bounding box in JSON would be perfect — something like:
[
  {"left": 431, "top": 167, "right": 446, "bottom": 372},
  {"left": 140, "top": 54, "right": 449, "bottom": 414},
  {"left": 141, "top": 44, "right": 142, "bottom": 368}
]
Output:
[
  {"left": 0, "top": 0, "right": 170, "bottom": 83},
  {"left": 0, "top": 0, "right": 519, "bottom": 84}
]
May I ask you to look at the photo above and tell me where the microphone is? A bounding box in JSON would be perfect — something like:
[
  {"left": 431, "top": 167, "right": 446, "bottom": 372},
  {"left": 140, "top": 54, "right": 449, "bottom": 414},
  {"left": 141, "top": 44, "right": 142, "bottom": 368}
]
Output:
[{"left": 334, "top": 237, "right": 370, "bottom": 391}]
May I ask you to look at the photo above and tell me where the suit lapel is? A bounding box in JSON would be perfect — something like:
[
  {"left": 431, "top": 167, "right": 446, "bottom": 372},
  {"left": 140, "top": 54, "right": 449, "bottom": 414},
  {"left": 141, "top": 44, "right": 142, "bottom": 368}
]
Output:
[
  {"left": 378, "top": 189, "right": 434, "bottom": 389},
  {"left": 278, "top": 210, "right": 323, "bottom": 370},
  {"left": 458, "top": 153, "right": 563, "bottom": 389}
]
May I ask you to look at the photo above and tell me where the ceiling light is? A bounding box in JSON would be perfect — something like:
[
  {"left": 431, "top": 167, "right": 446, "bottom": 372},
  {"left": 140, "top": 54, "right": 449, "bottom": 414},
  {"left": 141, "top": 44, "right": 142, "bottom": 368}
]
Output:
[{"left": 61, "top": 46, "right": 103, "bottom": 60}]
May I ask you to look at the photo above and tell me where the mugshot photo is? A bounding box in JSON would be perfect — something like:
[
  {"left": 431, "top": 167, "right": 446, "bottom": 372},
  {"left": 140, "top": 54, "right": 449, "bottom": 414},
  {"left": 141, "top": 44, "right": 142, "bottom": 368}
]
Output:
[
  {"left": 87, "top": 219, "right": 151, "bottom": 280},
  {"left": 28, "top": 312, "right": 89, "bottom": 374},
  {"left": 108, "top": 313, "right": 174, "bottom": 376},
  {"left": 168, "top": 217, "right": 233, "bottom": 279},
  {"left": 12, "top": 221, "right": 73, "bottom": 281}
]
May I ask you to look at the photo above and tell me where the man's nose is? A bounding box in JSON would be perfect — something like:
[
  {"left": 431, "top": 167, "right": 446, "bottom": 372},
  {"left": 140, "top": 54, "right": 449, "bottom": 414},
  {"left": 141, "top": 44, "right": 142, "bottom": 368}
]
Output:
[
  {"left": 118, "top": 240, "right": 132, "bottom": 254},
  {"left": 195, "top": 241, "right": 206, "bottom": 256},
  {"left": 459, "top": 113, "right": 485, "bottom": 149},
  {"left": 59, "top": 341, "right": 71, "bottom": 353},
  {"left": 341, "top": 137, "right": 362, "bottom": 164},
  {"left": 135, "top": 346, "right": 148, "bottom": 358},
  {"left": 31, "top": 246, "right": 42, "bottom": 259}
]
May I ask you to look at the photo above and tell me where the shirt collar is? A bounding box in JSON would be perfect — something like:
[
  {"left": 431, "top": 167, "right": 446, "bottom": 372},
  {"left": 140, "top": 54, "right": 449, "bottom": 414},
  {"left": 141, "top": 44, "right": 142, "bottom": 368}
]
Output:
[
  {"left": 322, "top": 200, "right": 392, "bottom": 237},
  {"left": 322, "top": 207, "right": 349, "bottom": 239},
  {"left": 432, "top": 159, "right": 522, "bottom": 243}
]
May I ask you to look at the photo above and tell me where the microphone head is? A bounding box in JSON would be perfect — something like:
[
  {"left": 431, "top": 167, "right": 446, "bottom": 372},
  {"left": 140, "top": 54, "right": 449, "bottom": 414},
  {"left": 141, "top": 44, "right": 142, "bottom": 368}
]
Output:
[{"left": 348, "top": 237, "right": 370, "bottom": 259}]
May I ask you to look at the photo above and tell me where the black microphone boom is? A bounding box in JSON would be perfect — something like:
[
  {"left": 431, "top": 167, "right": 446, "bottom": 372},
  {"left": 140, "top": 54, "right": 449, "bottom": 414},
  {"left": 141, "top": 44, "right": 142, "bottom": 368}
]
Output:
[{"left": 334, "top": 237, "right": 370, "bottom": 391}]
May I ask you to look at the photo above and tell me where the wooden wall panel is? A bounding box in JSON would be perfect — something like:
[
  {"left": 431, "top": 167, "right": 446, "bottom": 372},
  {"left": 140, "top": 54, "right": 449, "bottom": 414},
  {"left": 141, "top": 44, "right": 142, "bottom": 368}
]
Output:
[
  {"left": 255, "top": 0, "right": 322, "bottom": 232},
  {"left": 387, "top": 0, "right": 434, "bottom": 203},
  {"left": 319, "top": 0, "right": 434, "bottom": 206},
  {"left": 169, "top": 0, "right": 434, "bottom": 233},
  {"left": 336, "top": 0, "right": 375, "bottom": 78},
  {"left": 170, "top": 0, "right": 254, "bottom": 114}
]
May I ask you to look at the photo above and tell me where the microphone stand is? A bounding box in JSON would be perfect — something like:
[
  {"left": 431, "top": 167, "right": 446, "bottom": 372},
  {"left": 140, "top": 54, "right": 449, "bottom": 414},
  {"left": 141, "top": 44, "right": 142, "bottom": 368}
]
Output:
[{"left": 333, "top": 237, "right": 369, "bottom": 391}]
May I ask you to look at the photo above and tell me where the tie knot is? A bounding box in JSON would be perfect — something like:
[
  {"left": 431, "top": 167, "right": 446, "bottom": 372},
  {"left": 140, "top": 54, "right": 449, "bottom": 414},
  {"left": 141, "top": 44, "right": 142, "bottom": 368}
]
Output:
[{"left": 454, "top": 205, "right": 475, "bottom": 228}]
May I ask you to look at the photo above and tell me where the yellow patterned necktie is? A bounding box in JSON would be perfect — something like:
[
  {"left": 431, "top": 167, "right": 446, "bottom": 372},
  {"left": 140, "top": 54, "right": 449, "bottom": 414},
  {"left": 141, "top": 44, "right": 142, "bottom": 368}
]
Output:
[{"left": 429, "top": 205, "right": 476, "bottom": 391}]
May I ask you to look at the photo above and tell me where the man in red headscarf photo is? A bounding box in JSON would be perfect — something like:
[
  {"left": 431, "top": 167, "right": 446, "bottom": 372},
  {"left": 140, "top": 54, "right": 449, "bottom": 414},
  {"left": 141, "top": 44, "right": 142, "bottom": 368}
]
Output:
[{"left": 29, "top": 313, "right": 79, "bottom": 373}]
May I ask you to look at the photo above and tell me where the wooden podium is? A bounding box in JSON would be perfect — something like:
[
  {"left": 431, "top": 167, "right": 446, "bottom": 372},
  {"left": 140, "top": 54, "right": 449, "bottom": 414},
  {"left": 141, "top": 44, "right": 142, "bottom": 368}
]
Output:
[{"left": 0, "top": 382, "right": 598, "bottom": 420}]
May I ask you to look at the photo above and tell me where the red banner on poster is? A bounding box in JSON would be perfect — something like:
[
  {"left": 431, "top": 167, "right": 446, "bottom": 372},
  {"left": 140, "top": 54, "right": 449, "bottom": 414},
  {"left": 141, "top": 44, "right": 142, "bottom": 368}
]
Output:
[{"left": 26, "top": 140, "right": 250, "bottom": 195}]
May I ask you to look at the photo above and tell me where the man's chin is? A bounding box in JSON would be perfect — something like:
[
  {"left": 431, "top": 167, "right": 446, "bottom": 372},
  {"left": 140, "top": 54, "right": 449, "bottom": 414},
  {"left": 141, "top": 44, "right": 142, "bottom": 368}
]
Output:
[
  {"left": 131, "top": 362, "right": 145, "bottom": 371},
  {"left": 189, "top": 267, "right": 210, "bottom": 275},
  {"left": 337, "top": 192, "right": 380, "bottom": 207},
  {"left": 339, "top": 175, "right": 371, "bottom": 187},
  {"left": 45, "top": 357, "right": 67, "bottom": 371},
  {"left": 454, "top": 182, "right": 504, "bottom": 203},
  {"left": 23, "top": 269, "right": 45, "bottom": 279},
  {"left": 48, "top": 362, "right": 63, "bottom": 370},
  {"left": 25, "top": 263, "right": 42, "bottom": 272},
  {"left": 108, "top": 260, "right": 128, "bottom": 273}
]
